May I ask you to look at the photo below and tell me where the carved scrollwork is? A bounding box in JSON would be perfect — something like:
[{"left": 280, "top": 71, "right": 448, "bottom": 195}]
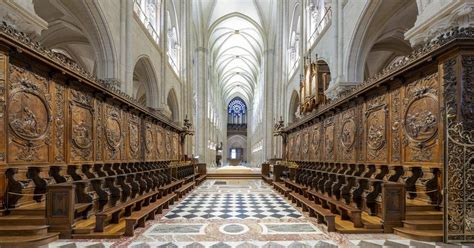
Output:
[
  {"left": 55, "top": 83, "right": 65, "bottom": 162},
  {"left": 366, "top": 95, "right": 387, "bottom": 161},
  {"left": 311, "top": 124, "right": 321, "bottom": 160},
  {"left": 302, "top": 129, "right": 309, "bottom": 158},
  {"left": 391, "top": 89, "right": 401, "bottom": 162},
  {"left": 324, "top": 117, "right": 334, "bottom": 160},
  {"left": 70, "top": 88, "right": 93, "bottom": 161},
  {"left": 165, "top": 131, "right": 172, "bottom": 158}
]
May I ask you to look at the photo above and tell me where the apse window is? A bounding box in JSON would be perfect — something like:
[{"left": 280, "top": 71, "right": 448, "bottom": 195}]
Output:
[{"left": 231, "top": 149, "right": 237, "bottom": 159}]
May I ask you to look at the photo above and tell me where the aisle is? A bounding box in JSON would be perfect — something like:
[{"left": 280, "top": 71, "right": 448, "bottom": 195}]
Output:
[
  {"left": 123, "top": 179, "right": 340, "bottom": 247},
  {"left": 48, "top": 180, "right": 420, "bottom": 248}
]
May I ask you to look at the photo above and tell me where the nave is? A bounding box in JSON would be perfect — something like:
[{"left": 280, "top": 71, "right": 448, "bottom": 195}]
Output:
[{"left": 47, "top": 180, "right": 458, "bottom": 248}]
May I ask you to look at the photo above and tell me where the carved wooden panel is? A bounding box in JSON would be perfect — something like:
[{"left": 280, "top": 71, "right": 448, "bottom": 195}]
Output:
[
  {"left": 165, "top": 130, "right": 172, "bottom": 160},
  {"left": 310, "top": 122, "right": 322, "bottom": 161},
  {"left": 104, "top": 103, "right": 123, "bottom": 161},
  {"left": 294, "top": 133, "right": 301, "bottom": 161},
  {"left": 402, "top": 73, "right": 440, "bottom": 164},
  {"left": 95, "top": 99, "right": 103, "bottom": 161},
  {"left": 127, "top": 113, "right": 141, "bottom": 161},
  {"left": 0, "top": 52, "right": 7, "bottom": 164},
  {"left": 7, "top": 65, "right": 52, "bottom": 163},
  {"left": 301, "top": 128, "right": 309, "bottom": 161},
  {"left": 156, "top": 125, "right": 164, "bottom": 159},
  {"left": 340, "top": 108, "right": 356, "bottom": 162},
  {"left": 53, "top": 82, "right": 65, "bottom": 163},
  {"left": 365, "top": 95, "right": 388, "bottom": 163},
  {"left": 390, "top": 88, "right": 402, "bottom": 164},
  {"left": 324, "top": 116, "right": 335, "bottom": 161},
  {"left": 173, "top": 132, "right": 179, "bottom": 160},
  {"left": 144, "top": 121, "right": 155, "bottom": 161},
  {"left": 68, "top": 88, "right": 94, "bottom": 163}
]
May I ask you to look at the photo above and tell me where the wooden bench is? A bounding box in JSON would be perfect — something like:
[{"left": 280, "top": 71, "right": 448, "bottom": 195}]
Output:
[
  {"left": 289, "top": 192, "right": 336, "bottom": 232},
  {"left": 74, "top": 203, "right": 93, "bottom": 220},
  {"left": 195, "top": 174, "right": 207, "bottom": 185},
  {"left": 159, "top": 180, "right": 183, "bottom": 195},
  {"left": 283, "top": 179, "right": 307, "bottom": 195},
  {"left": 306, "top": 189, "right": 363, "bottom": 228},
  {"left": 124, "top": 193, "right": 177, "bottom": 236},
  {"left": 175, "top": 182, "right": 194, "bottom": 199},
  {"left": 273, "top": 181, "right": 291, "bottom": 197},
  {"left": 95, "top": 188, "right": 161, "bottom": 232},
  {"left": 262, "top": 175, "right": 273, "bottom": 184}
]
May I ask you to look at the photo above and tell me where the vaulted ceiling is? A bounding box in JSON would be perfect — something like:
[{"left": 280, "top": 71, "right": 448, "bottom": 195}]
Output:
[{"left": 194, "top": 0, "right": 276, "bottom": 105}]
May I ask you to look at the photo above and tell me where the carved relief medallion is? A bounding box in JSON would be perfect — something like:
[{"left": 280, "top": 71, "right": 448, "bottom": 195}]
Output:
[
  {"left": 403, "top": 73, "right": 439, "bottom": 162},
  {"left": 340, "top": 119, "right": 356, "bottom": 150},
  {"left": 129, "top": 121, "right": 139, "bottom": 158},
  {"left": 8, "top": 80, "right": 51, "bottom": 141},
  {"left": 105, "top": 110, "right": 122, "bottom": 149},
  {"left": 8, "top": 65, "right": 52, "bottom": 162},
  {"left": 145, "top": 124, "right": 154, "bottom": 154}
]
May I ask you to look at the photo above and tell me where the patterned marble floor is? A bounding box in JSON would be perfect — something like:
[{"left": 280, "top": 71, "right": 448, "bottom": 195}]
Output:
[{"left": 48, "top": 179, "right": 449, "bottom": 248}]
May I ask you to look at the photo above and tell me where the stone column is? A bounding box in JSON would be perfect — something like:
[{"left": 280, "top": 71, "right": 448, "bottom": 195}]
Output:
[
  {"left": 324, "top": 0, "right": 358, "bottom": 100},
  {"left": 120, "top": 0, "right": 133, "bottom": 96},
  {"left": 194, "top": 47, "right": 208, "bottom": 163}
]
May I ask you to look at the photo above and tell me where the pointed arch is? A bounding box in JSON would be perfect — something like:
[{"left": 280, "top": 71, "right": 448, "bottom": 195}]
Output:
[
  {"left": 289, "top": 90, "right": 300, "bottom": 123},
  {"left": 133, "top": 56, "right": 159, "bottom": 107},
  {"left": 167, "top": 88, "right": 180, "bottom": 122}
]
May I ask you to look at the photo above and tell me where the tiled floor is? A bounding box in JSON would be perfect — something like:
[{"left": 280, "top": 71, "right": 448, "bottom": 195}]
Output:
[{"left": 48, "top": 180, "right": 461, "bottom": 248}]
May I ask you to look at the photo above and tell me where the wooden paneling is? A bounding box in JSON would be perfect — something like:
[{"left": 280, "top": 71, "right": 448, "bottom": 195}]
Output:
[{"left": 286, "top": 72, "right": 443, "bottom": 168}]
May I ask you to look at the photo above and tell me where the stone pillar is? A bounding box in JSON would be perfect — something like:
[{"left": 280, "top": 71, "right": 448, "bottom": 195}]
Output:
[
  {"left": 120, "top": 0, "right": 133, "bottom": 96},
  {"left": 405, "top": 0, "right": 474, "bottom": 47},
  {"left": 325, "top": 0, "right": 358, "bottom": 100},
  {"left": 194, "top": 47, "right": 208, "bottom": 163},
  {"left": 0, "top": 0, "right": 47, "bottom": 39}
]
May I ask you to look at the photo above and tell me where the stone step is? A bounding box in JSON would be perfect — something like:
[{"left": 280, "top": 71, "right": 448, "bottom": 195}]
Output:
[
  {"left": 405, "top": 211, "right": 443, "bottom": 220},
  {"left": 0, "top": 215, "right": 47, "bottom": 225},
  {"left": 402, "top": 220, "right": 443, "bottom": 230},
  {"left": 0, "top": 232, "right": 58, "bottom": 247},
  {"left": 393, "top": 227, "right": 443, "bottom": 242},
  {"left": 0, "top": 225, "right": 48, "bottom": 236}
]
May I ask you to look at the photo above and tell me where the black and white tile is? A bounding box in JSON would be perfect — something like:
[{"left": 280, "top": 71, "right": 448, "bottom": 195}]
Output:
[{"left": 163, "top": 193, "right": 303, "bottom": 220}]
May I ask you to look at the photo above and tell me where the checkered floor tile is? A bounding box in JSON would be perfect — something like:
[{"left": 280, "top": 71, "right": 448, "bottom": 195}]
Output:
[{"left": 163, "top": 193, "right": 303, "bottom": 220}]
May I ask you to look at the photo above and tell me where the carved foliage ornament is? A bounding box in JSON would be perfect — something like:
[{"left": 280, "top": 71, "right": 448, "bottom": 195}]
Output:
[
  {"left": 129, "top": 118, "right": 140, "bottom": 158},
  {"left": 145, "top": 124, "right": 154, "bottom": 154},
  {"left": 70, "top": 89, "right": 93, "bottom": 160},
  {"left": 366, "top": 95, "right": 387, "bottom": 160}
]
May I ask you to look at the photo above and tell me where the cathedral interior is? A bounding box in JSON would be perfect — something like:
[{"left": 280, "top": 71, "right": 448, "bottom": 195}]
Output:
[{"left": 0, "top": 0, "right": 473, "bottom": 247}]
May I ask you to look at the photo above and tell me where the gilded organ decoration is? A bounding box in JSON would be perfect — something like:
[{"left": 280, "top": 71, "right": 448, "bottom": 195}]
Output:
[
  {"left": 70, "top": 89, "right": 94, "bottom": 162},
  {"left": 403, "top": 73, "right": 440, "bottom": 162},
  {"left": 366, "top": 95, "right": 387, "bottom": 162},
  {"left": 8, "top": 65, "right": 52, "bottom": 162}
]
